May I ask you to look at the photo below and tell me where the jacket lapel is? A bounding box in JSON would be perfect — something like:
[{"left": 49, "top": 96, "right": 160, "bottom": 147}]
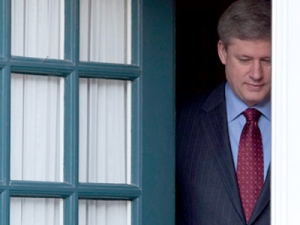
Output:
[{"left": 201, "top": 84, "right": 245, "bottom": 222}]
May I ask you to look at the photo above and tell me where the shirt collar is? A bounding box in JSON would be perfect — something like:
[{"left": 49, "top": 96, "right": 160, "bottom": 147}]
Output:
[{"left": 225, "top": 82, "right": 271, "bottom": 122}]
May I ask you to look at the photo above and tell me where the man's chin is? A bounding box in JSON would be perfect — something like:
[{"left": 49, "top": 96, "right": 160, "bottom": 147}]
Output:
[{"left": 243, "top": 95, "right": 269, "bottom": 107}]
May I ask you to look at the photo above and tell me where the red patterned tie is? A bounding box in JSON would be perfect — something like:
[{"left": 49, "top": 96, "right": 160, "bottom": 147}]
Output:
[{"left": 237, "top": 108, "right": 264, "bottom": 223}]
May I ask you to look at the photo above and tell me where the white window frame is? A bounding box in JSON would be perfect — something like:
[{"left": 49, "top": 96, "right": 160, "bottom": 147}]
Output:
[{"left": 272, "top": 0, "right": 300, "bottom": 224}]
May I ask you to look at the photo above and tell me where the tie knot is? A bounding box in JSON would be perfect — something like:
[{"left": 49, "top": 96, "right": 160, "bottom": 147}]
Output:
[{"left": 243, "top": 108, "right": 261, "bottom": 122}]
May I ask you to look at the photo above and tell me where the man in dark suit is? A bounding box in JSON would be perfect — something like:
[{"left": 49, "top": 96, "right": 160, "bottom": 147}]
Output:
[{"left": 176, "top": 0, "right": 271, "bottom": 224}]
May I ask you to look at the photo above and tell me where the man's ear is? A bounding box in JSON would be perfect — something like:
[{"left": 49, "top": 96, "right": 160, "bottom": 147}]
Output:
[{"left": 217, "top": 40, "right": 227, "bottom": 65}]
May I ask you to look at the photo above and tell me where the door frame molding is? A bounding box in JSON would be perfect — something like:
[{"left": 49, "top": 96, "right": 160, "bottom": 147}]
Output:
[{"left": 271, "top": 0, "right": 300, "bottom": 224}]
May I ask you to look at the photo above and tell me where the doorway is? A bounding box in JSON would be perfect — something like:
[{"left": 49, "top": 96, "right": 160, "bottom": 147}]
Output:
[{"left": 176, "top": 0, "right": 234, "bottom": 108}]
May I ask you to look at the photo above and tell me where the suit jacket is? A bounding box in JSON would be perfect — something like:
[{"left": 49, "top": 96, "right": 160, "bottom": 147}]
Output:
[{"left": 176, "top": 83, "right": 270, "bottom": 225}]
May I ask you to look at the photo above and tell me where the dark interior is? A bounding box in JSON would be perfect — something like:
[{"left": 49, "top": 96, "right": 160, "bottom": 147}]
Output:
[{"left": 176, "top": 0, "right": 235, "bottom": 108}]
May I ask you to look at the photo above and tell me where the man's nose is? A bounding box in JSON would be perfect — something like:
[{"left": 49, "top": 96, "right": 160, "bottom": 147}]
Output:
[{"left": 250, "top": 61, "right": 263, "bottom": 80}]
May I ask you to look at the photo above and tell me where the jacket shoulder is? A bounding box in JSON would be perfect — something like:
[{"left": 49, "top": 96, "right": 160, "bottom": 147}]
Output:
[{"left": 177, "top": 82, "right": 226, "bottom": 122}]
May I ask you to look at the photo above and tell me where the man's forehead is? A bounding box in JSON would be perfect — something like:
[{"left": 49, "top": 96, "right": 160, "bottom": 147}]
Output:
[
  {"left": 228, "top": 37, "right": 271, "bottom": 46},
  {"left": 226, "top": 38, "right": 271, "bottom": 58}
]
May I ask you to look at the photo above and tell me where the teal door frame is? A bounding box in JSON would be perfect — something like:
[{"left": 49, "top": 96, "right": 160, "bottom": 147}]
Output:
[
  {"left": 0, "top": 0, "right": 175, "bottom": 224},
  {"left": 140, "top": 0, "right": 175, "bottom": 224}
]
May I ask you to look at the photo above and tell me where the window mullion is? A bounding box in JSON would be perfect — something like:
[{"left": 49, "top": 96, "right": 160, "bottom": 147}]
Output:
[{"left": 65, "top": 0, "right": 80, "bottom": 63}]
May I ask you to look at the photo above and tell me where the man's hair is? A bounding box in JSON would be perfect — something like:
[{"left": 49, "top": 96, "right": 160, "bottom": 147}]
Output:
[{"left": 217, "top": 0, "right": 271, "bottom": 48}]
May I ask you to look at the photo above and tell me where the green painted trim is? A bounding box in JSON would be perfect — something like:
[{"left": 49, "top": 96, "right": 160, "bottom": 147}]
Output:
[
  {"left": 0, "top": 191, "right": 9, "bottom": 225},
  {"left": 78, "top": 63, "right": 141, "bottom": 80},
  {"left": 131, "top": 77, "right": 142, "bottom": 225},
  {"left": 10, "top": 57, "right": 142, "bottom": 80},
  {"left": 141, "top": 0, "right": 176, "bottom": 224},
  {"left": 78, "top": 184, "right": 141, "bottom": 200},
  {"left": 132, "top": 0, "right": 141, "bottom": 66},
  {"left": 64, "top": 0, "right": 79, "bottom": 63},
  {"left": 65, "top": 193, "right": 78, "bottom": 225},
  {"left": 0, "top": 3, "right": 10, "bottom": 225},
  {"left": 131, "top": 2, "right": 143, "bottom": 222},
  {"left": 0, "top": 67, "right": 10, "bottom": 184},
  {"left": 0, "top": 0, "right": 10, "bottom": 59},
  {"left": 132, "top": 198, "right": 142, "bottom": 225},
  {"left": 64, "top": 71, "right": 79, "bottom": 186},
  {"left": 131, "top": 78, "right": 142, "bottom": 187},
  {"left": 7, "top": 182, "right": 141, "bottom": 200},
  {"left": 64, "top": 70, "right": 79, "bottom": 225}
]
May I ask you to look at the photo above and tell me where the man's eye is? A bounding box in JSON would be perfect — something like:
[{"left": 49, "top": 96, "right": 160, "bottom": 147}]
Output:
[
  {"left": 262, "top": 59, "right": 271, "bottom": 64},
  {"left": 239, "top": 58, "right": 250, "bottom": 63}
]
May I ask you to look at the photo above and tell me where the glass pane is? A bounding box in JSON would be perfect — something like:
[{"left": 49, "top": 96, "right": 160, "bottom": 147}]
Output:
[
  {"left": 11, "top": 0, "right": 64, "bottom": 59},
  {"left": 80, "top": 0, "right": 132, "bottom": 64},
  {"left": 79, "top": 200, "right": 131, "bottom": 225},
  {"left": 79, "top": 78, "right": 131, "bottom": 183},
  {"left": 10, "top": 74, "right": 64, "bottom": 182},
  {"left": 10, "top": 197, "right": 63, "bottom": 225}
]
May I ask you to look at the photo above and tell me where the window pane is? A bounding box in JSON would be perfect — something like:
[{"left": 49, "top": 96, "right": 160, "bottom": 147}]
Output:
[
  {"left": 79, "top": 200, "right": 131, "bottom": 225},
  {"left": 10, "top": 197, "right": 63, "bottom": 225},
  {"left": 80, "top": 0, "right": 132, "bottom": 64},
  {"left": 10, "top": 74, "right": 64, "bottom": 182},
  {"left": 79, "top": 78, "right": 131, "bottom": 183},
  {"left": 11, "top": 0, "right": 64, "bottom": 59}
]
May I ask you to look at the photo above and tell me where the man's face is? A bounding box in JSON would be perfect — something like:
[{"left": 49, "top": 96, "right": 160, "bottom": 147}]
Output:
[{"left": 218, "top": 38, "right": 271, "bottom": 106}]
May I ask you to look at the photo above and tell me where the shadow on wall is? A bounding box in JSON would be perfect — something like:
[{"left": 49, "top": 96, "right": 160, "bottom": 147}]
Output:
[{"left": 176, "top": 0, "right": 234, "bottom": 108}]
